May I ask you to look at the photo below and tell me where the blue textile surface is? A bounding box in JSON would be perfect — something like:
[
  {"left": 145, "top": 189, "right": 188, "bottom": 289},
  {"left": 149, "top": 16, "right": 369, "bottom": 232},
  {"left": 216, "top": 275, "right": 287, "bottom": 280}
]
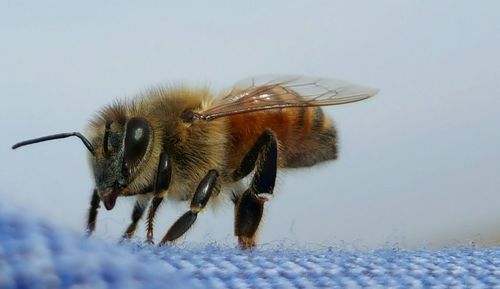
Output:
[{"left": 1, "top": 203, "right": 499, "bottom": 289}]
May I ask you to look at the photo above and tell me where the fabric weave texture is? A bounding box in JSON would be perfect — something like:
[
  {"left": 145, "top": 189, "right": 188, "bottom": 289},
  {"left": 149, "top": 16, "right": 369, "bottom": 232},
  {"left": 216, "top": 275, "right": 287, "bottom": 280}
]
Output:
[{"left": 1, "top": 203, "right": 499, "bottom": 289}]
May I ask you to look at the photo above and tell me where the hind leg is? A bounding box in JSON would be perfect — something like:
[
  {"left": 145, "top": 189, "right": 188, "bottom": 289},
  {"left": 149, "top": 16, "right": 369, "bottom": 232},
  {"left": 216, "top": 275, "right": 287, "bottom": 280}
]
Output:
[{"left": 233, "top": 130, "right": 277, "bottom": 249}]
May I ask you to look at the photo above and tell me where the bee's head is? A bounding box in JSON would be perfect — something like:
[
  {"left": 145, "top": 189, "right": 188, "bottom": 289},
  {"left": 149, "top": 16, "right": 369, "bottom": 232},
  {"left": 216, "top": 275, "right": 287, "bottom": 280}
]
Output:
[
  {"left": 89, "top": 117, "right": 152, "bottom": 210},
  {"left": 12, "top": 115, "right": 154, "bottom": 211}
]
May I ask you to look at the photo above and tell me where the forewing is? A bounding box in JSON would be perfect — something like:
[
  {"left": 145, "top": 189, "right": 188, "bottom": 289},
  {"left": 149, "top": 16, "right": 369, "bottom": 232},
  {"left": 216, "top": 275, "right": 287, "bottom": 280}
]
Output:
[{"left": 197, "top": 75, "right": 378, "bottom": 120}]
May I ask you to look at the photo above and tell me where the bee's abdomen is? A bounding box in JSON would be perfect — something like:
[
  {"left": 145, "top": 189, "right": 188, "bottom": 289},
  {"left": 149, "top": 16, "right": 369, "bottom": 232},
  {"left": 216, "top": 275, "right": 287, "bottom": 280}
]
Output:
[
  {"left": 227, "top": 106, "right": 337, "bottom": 170},
  {"left": 283, "top": 106, "right": 337, "bottom": 167}
]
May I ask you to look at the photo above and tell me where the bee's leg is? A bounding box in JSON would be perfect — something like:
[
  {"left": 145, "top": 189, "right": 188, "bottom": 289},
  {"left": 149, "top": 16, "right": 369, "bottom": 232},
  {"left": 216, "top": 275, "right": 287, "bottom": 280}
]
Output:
[
  {"left": 86, "top": 189, "right": 100, "bottom": 236},
  {"left": 145, "top": 196, "right": 163, "bottom": 244},
  {"left": 121, "top": 196, "right": 150, "bottom": 240},
  {"left": 232, "top": 130, "right": 277, "bottom": 182},
  {"left": 234, "top": 130, "right": 277, "bottom": 250},
  {"left": 159, "top": 170, "right": 219, "bottom": 245},
  {"left": 144, "top": 151, "right": 172, "bottom": 243}
]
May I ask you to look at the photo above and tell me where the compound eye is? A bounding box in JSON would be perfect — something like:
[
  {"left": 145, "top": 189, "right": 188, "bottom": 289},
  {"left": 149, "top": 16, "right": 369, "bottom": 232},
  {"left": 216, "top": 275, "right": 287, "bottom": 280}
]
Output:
[{"left": 123, "top": 117, "right": 151, "bottom": 168}]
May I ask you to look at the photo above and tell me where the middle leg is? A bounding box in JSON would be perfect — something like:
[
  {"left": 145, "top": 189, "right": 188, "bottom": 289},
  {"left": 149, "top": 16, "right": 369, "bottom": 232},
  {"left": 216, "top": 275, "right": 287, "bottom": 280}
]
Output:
[
  {"left": 145, "top": 196, "right": 163, "bottom": 244},
  {"left": 158, "top": 170, "right": 219, "bottom": 245}
]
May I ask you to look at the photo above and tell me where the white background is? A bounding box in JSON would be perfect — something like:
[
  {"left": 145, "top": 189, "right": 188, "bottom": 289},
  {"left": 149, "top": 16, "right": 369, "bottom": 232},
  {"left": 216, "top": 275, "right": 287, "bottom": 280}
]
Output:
[{"left": 1, "top": 1, "right": 499, "bottom": 249}]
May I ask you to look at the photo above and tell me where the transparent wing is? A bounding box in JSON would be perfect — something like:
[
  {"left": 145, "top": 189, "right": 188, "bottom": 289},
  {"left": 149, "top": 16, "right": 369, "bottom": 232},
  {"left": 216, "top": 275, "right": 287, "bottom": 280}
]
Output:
[{"left": 196, "top": 75, "right": 378, "bottom": 121}]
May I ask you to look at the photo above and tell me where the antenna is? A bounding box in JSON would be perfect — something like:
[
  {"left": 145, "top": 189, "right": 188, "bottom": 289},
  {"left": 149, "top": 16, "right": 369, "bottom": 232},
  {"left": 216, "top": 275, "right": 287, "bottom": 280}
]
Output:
[{"left": 12, "top": 132, "right": 95, "bottom": 155}]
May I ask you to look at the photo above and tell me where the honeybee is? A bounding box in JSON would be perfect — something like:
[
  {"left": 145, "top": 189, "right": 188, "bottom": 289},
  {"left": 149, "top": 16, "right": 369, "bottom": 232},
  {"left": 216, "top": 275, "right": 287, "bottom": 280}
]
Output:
[{"left": 12, "top": 75, "right": 377, "bottom": 249}]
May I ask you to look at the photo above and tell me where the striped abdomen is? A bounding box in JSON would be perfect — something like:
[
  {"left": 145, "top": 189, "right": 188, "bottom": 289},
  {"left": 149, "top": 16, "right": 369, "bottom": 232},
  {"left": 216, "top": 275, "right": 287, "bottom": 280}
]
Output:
[{"left": 226, "top": 105, "right": 337, "bottom": 170}]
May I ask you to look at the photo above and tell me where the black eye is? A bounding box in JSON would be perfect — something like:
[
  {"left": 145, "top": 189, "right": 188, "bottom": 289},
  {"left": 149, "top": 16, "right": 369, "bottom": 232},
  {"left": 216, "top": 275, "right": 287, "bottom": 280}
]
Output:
[{"left": 123, "top": 117, "right": 151, "bottom": 167}]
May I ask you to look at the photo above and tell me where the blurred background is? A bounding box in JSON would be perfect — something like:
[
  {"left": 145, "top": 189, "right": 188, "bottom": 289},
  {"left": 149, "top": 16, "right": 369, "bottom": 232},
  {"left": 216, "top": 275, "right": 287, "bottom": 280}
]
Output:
[{"left": 1, "top": 1, "right": 499, "bottom": 249}]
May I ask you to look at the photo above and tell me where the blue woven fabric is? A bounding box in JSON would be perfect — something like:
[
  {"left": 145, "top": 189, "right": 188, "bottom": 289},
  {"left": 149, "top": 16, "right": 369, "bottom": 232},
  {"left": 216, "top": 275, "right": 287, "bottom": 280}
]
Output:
[{"left": 1, "top": 202, "right": 499, "bottom": 289}]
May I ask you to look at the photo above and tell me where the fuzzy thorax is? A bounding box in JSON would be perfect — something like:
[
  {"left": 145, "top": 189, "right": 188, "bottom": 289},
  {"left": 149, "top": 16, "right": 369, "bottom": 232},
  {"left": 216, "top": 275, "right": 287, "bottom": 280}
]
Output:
[{"left": 86, "top": 87, "right": 229, "bottom": 204}]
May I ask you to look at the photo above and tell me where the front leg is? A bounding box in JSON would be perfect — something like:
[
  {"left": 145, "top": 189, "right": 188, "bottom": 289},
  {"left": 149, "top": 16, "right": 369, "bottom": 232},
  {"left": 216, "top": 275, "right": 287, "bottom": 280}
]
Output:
[
  {"left": 159, "top": 170, "right": 219, "bottom": 245},
  {"left": 144, "top": 151, "right": 172, "bottom": 243},
  {"left": 121, "top": 195, "right": 151, "bottom": 240},
  {"left": 86, "top": 189, "right": 100, "bottom": 236}
]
